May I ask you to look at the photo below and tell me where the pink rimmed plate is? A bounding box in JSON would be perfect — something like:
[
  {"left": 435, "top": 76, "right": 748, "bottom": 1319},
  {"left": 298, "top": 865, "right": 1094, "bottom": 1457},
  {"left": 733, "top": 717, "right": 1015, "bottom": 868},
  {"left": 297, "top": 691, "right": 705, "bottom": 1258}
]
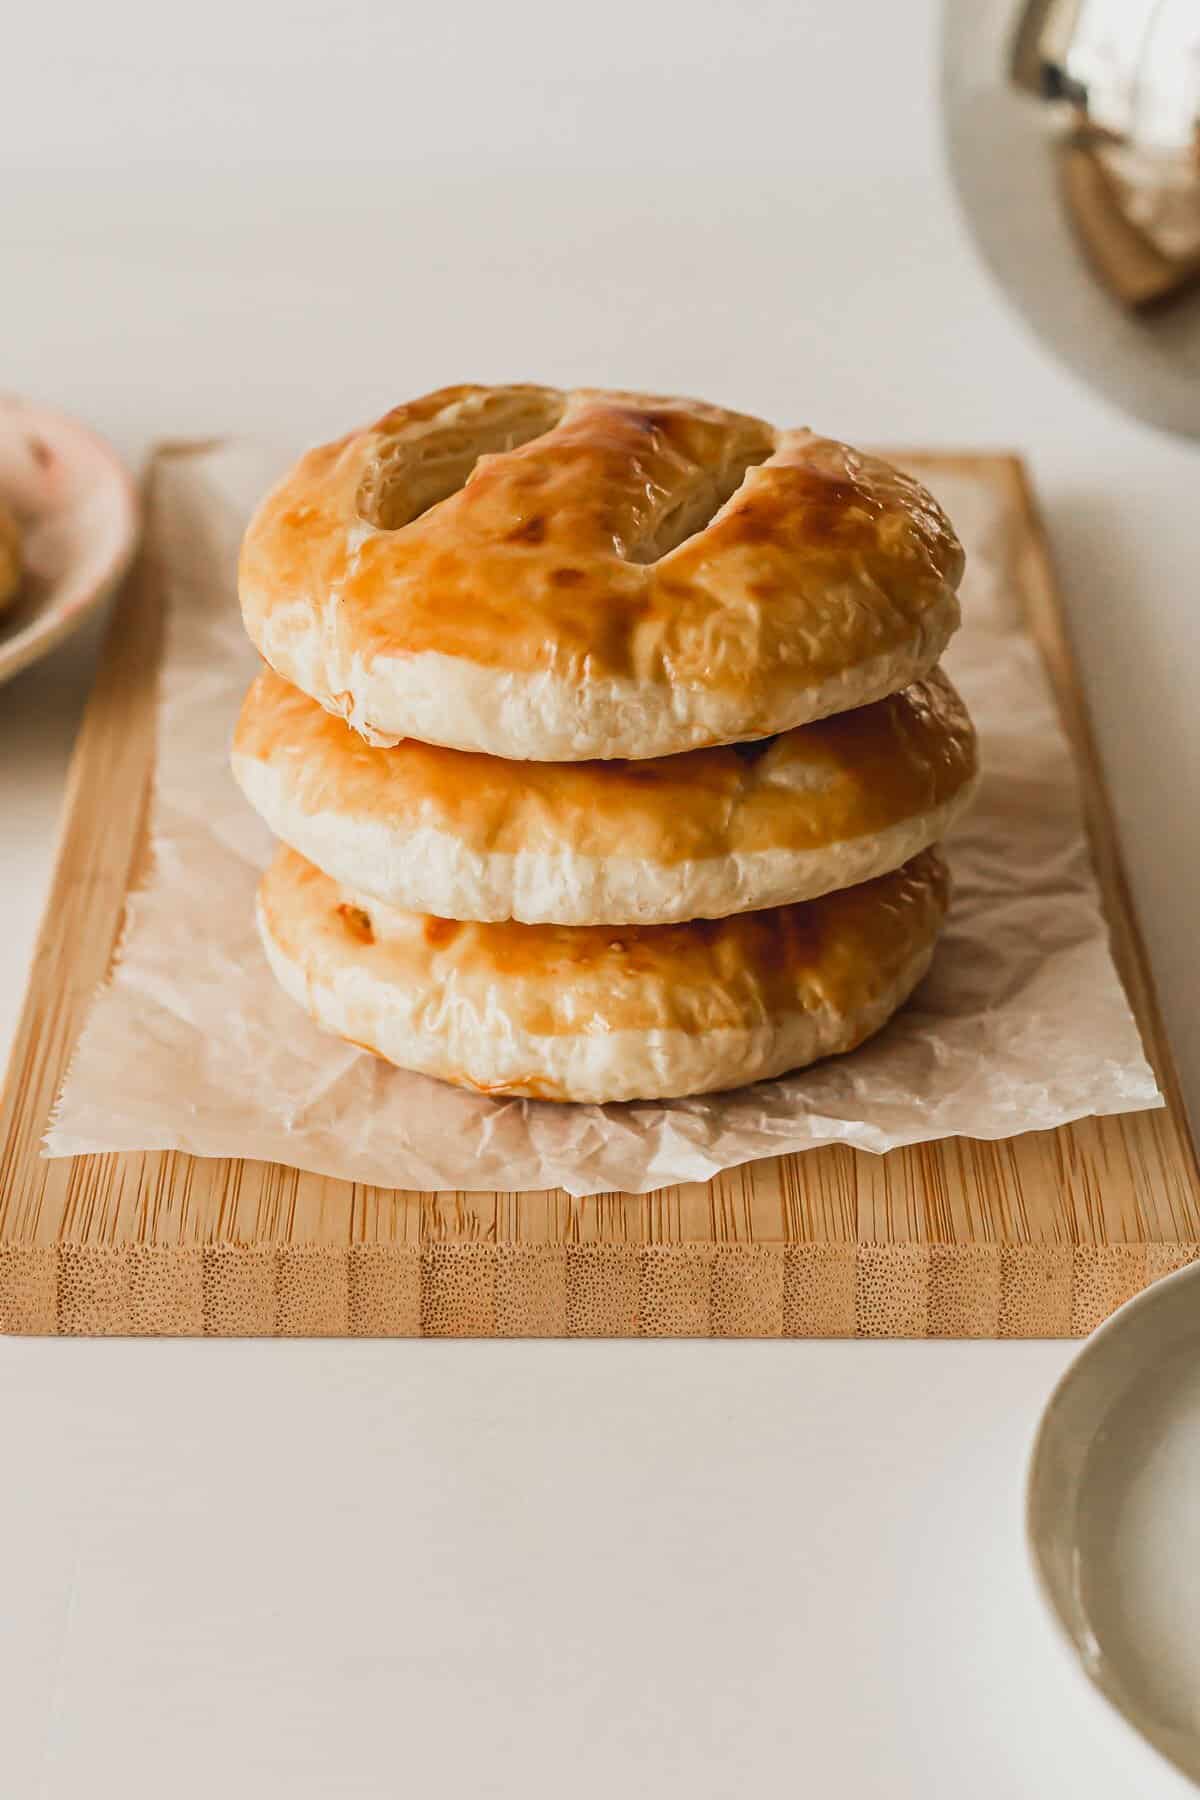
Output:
[{"left": 0, "top": 397, "right": 138, "bottom": 688}]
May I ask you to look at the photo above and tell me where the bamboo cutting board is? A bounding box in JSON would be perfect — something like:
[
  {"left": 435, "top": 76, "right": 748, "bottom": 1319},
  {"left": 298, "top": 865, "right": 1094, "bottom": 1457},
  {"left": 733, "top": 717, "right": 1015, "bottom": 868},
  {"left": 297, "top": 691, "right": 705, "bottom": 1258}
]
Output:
[{"left": 2, "top": 449, "right": 1198, "bottom": 1339}]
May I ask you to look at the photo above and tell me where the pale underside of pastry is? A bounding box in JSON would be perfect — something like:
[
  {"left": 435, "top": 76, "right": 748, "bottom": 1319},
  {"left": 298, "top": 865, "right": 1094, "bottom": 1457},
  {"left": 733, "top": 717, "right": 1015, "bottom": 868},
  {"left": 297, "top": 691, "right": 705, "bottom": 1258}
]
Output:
[
  {"left": 239, "top": 384, "right": 965, "bottom": 762},
  {"left": 234, "top": 664, "right": 978, "bottom": 925},
  {"left": 0, "top": 501, "right": 22, "bottom": 615},
  {"left": 256, "top": 845, "right": 950, "bottom": 1104}
]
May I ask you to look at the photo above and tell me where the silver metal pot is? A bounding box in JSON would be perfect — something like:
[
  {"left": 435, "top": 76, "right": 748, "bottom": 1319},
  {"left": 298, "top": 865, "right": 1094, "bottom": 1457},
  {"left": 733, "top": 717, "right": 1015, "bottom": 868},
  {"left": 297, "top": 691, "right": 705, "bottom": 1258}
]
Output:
[{"left": 942, "top": 0, "right": 1200, "bottom": 438}]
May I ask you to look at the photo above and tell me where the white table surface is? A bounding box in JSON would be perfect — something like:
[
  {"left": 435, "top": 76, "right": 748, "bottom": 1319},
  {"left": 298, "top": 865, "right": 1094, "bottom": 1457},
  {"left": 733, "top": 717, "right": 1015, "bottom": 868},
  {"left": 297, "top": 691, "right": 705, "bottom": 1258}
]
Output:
[{"left": 3, "top": 3, "right": 1197, "bottom": 1794}]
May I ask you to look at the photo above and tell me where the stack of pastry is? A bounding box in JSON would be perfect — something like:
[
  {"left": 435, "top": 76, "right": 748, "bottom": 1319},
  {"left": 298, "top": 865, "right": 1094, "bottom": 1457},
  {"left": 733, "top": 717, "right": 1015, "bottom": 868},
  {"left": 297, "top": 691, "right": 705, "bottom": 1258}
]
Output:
[{"left": 233, "top": 385, "right": 976, "bottom": 1104}]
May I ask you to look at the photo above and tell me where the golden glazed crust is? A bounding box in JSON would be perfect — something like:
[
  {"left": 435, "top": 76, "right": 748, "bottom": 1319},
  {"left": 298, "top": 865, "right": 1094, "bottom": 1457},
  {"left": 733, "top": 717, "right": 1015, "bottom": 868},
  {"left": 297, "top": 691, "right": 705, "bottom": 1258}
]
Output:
[
  {"left": 233, "top": 664, "right": 977, "bottom": 924},
  {"left": 239, "top": 385, "right": 965, "bottom": 761},
  {"left": 256, "top": 845, "right": 950, "bottom": 1102}
]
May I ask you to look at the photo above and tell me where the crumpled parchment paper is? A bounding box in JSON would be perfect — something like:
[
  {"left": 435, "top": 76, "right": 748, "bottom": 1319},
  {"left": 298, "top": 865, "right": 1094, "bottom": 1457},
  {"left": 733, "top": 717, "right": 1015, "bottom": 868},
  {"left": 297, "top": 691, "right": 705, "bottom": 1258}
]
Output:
[{"left": 45, "top": 443, "right": 1162, "bottom": 1196}]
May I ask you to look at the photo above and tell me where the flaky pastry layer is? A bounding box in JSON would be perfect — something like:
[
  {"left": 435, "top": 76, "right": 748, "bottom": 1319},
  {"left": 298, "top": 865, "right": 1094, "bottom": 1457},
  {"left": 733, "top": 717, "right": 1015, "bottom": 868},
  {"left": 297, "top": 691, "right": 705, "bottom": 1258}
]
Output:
[
  {"left": 234, "top": 665, "right": 976, "bottom": 924},
  {"left": 256, "top": 845, "right": 950, "bottom": 1102}
]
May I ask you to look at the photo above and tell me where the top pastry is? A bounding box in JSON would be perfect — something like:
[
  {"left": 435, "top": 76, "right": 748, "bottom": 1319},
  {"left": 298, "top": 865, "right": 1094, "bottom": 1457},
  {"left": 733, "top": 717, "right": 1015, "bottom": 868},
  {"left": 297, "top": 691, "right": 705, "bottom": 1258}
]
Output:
[{"left": 239, "top": 384, "right": 964, "bottom": 762}]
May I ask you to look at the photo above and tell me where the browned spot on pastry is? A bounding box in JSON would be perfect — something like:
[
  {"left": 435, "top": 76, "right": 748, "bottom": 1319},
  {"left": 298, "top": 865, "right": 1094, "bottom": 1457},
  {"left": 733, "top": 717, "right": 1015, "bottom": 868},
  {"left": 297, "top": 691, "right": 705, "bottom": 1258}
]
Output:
[
  {"left": 506, "top": 514, "right": 545, "bottom": 544},
  {"left": 550, "top": 566, "right": 586, "bottom": 587},
  {"left": 423, "top": 916, "right": 462, "bottom": 949},
  {"left": 619, "top": 408, "right": 679, "bottom": 441},
  {"left": 724, "top": 513, "right": 772, "bottom": 546},
  {"left": 337, "top": 903, "right": 375, "bottom": 944}
]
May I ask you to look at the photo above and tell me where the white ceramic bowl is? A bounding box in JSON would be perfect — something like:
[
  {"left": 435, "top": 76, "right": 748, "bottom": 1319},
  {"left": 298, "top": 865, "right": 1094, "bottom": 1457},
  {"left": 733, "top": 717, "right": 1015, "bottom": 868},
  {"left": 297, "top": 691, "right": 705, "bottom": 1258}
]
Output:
[
  {"left": 1028, "top": 1259, "right": 1200, "bottom": 1792},
  {"left": 0, "top": 396, "right": 138, "bottom": 688}
]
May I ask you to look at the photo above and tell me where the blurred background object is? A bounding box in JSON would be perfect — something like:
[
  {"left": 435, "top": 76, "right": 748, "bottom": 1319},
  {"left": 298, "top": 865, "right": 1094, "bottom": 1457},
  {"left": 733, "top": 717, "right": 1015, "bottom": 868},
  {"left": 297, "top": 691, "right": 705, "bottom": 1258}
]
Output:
[{"left": 944, "top": 0, "right": 1200, "bottom": 438}]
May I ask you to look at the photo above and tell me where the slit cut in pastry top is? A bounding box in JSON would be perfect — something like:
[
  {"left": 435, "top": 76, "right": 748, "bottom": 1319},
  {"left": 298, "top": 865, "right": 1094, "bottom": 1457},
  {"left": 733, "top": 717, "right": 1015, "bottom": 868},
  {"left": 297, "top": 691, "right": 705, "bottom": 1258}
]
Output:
[
  {"left": 357, "top": 388, "right": 569, "bottom": 530},
  {"left": 622, "top": 445, "right": 774, "bottom": 564},
  {"left": 355, "top": 386, "right": 774, "bottom": 561}
]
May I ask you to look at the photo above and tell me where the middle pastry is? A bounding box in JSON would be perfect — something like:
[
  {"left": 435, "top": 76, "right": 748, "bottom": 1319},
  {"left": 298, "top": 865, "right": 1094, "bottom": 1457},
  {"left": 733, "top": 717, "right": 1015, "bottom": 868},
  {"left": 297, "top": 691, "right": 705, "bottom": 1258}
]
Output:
[{"left": 233, "top": 664, "right": 977, "bottom": 927}]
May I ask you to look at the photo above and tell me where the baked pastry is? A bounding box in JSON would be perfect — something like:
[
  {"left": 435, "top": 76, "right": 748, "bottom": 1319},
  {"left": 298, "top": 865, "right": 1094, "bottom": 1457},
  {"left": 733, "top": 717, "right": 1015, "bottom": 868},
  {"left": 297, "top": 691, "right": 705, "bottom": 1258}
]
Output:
[
  {"left": 234, "top": 664, "right": 977, "bottom": 925},
  {"left": 0, "top": 500, "right": 22, "bottom": 615},
  {"left": 255, "top": 844, "right": 949, "bottom": 1103},
  {"left": 239, "top": 385, "right": 964, "bottom": 761}
]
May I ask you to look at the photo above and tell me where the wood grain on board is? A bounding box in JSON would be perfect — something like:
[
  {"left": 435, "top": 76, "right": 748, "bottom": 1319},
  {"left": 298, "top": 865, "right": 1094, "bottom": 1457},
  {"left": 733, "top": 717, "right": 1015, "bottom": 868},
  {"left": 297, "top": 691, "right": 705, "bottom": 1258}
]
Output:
[{"left": 1, "top": 449, "right": 1197, "bottom": 1338}]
